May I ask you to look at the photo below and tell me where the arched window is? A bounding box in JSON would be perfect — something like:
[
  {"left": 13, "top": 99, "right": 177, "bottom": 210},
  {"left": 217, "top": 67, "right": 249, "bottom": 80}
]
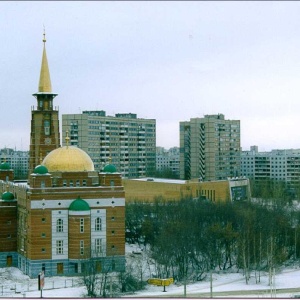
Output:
[
  {"left": 56, "top": 219, "right": 63, "bottom": 232},
  {"left": 95, "top": 217, "right": 102, "bottom": 231}
]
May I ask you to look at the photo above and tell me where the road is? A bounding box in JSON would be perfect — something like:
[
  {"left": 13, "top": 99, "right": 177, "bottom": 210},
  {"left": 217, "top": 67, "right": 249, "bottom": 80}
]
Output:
[{"left": 144, "top": 287, "right": 300, "bottom": 298}]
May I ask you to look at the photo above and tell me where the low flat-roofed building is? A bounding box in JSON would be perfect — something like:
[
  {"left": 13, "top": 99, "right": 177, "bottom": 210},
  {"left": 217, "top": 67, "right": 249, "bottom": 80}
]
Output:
[{"left": 123, "top": 177, "right": 251, "bottom": 203}]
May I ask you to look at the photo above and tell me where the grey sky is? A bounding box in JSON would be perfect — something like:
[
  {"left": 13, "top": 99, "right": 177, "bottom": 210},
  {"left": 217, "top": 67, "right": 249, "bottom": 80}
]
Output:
[{"left": 1, "top": 1, "right": 300, "bottom": 151}]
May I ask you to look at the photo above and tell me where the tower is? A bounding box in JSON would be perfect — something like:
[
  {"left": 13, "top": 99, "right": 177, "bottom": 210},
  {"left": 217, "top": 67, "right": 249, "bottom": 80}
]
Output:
[
  {"left": 29, "top": 32, "right": 60, "bottom": 176},
  {"left": 180, "top": 114, "right": 241, "bottom": 181}
]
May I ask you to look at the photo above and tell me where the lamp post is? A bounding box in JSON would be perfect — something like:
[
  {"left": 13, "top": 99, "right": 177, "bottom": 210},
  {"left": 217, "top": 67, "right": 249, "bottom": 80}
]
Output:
[{"left": 292, "top": 220, "right": 298, "bottom": 264}]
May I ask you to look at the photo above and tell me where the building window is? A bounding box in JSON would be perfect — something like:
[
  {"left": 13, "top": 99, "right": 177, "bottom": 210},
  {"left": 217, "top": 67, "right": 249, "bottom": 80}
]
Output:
[
  {"left": 56, "top": 240, "right": 63, "bottom": 255},
  {"left": 76, "top": 180, "right": 80, "bottom": 187},
  {"left": 80, "top": 218, "right": 84, "bottom": 233},
  {"left": 44, "top": 120, "right": 50, "bottom": 135},
  {"left": 95, "top": 217, "right": 101, "bottom": 231},
  {"left": 95, "top": 238, "right": 102, "bottom": 254},
  {"left": 70, "top": 180, "right": 73, "bottom": 187},
  {"left": 41, "top": 181, "right": 45, "bottom": 188},
  {"left": 41, "top": 233, "right": 46, "bottom": 238},
  {"left": 80, "top": 240, "right": 84, "bottom": 255},
  {"left": 82, "top": 180, "right": 87, "bottom": 186},
  {"left": 42, "top": 248, "right": 46, "bottom": 253},
  {"left": 42, "top": 218, "right": 46, "bottom": 223},
  {"left": 56, "top": 219, "right": 63, "bottom": 232},
  {"left": 63, "top": 180, "right": 67, "bottom": 187}
]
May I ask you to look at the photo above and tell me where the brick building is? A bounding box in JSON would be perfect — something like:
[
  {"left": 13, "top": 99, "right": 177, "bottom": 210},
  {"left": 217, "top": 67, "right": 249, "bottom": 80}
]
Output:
[{"left": 0, "top": 33, "right": 125, "bottom": 278}]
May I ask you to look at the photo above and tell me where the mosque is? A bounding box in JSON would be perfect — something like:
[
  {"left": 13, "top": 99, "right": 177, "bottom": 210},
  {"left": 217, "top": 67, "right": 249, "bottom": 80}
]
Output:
[{"left": 0, "top": 33, "right": 125, "bottom": 278}]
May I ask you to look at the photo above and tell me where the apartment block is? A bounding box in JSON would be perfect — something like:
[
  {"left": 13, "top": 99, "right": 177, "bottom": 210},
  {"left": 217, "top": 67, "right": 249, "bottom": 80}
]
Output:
[
  {"left": 62, "top": 111, "right": 156, "bottom": 178},
  {"left": 156, "top": 146, "right": 180, "bottom": 177},
  {"left": 0, "top": 148, "right": 29, "bottom": 180},
  {"left": 241, "top": 146, "right": 300, "bottom": 185},
  {"left": 180, "top": 114, "right": 241, "bottom": 181}
]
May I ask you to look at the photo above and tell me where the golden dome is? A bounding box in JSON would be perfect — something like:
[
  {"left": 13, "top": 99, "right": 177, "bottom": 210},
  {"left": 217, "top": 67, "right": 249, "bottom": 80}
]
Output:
[{"left": 42, "top": 146, "right": 94, "bottom": 172}]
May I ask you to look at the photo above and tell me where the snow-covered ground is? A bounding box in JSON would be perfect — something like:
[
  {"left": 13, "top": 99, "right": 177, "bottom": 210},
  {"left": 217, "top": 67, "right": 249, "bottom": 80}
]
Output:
[{"left": 1, "top": 245, "right": 300, "bottom": 298}]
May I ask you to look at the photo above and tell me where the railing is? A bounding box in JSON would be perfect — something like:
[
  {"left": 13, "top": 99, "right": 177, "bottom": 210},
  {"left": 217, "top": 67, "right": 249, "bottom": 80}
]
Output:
[{"left": 0, "top": 278, "right": 79, "bottom": 297}]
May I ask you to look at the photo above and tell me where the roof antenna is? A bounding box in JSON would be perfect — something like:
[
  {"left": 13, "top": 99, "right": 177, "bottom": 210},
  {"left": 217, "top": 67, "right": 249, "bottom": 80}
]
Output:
[{"left": 43, "top": 24, "right": 46, "bottom": 44}]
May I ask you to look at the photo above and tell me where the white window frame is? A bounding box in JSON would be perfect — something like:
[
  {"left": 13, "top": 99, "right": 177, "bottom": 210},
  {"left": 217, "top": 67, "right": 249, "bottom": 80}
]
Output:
[
  {"left": 56, "top": 240, "right": 64, "bottom": 255},
  {"left": 56, "top": 219, "right": 63, "bottom": 233},
  {"left": 95, "top": 238, "right": 102, "bottom": 254},
  {"left": 95, "top": 217, "right": 101, "bottom": 231},
  {"left": 80, "top": 240, "right": 84, "bottom": 255},
  {"left": 80, "top": 218, "right": 84, "bottom": 233}
]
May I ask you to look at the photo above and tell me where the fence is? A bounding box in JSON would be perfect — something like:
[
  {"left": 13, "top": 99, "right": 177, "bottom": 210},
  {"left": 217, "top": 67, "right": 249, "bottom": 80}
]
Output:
[{"left": 0, "top": 279, "right": 79, "bottom": 297}]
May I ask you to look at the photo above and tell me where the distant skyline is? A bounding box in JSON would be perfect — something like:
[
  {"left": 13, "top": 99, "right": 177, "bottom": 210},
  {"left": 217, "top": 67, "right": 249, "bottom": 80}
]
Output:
[{"left": 1, "top": 1, "right": 300, "bottom": 151}]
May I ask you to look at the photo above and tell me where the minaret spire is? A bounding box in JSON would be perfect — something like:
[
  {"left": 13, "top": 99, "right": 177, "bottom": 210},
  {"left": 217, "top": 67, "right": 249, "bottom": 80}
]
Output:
[
  {"left": 29, "top": 31, "right": 60, "bottom": 179},
  {"left": 38, "top": 29, "right": 52, "bottom": 93}
]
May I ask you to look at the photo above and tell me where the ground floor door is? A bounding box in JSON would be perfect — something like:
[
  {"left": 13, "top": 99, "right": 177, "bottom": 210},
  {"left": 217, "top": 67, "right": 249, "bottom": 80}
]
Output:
[
  {"left": 96, "top": 261, "right": 102, "bottom": 273},
  {"left": 6, "top": 256, "right": 12, "bottom": 267},
  {"left": 57, "top": 263, "right": 64, "bottom": 274}
]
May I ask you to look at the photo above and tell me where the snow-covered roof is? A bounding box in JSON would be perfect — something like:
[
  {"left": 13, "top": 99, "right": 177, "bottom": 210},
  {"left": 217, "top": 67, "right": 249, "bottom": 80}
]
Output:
[{"left": 131, "top": 178, "right": 186, "bottom": 184}]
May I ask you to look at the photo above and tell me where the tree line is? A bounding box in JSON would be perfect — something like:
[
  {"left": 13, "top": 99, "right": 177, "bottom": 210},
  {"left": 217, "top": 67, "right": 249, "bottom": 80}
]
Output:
[{"left": 126, "top": 196, "right": 300, "bottom": 285}]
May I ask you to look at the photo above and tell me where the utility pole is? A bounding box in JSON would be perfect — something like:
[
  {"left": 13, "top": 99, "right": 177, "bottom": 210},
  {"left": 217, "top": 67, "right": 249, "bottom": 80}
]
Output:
[{"left": 210, "top": 270, "right": 213, "bottom": 298}]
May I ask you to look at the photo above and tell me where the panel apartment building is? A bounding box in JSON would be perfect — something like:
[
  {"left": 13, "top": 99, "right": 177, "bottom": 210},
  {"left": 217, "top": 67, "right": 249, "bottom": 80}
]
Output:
[
  {"left": 180, "top": 114, "right": 241, "bottom": 181},
  {"left": 0, "top": 148, "right": 29, "bottom": 179},
  {"left": 62, "top": 111, "right": 156, "bottom": 178},
  {"left": 156, "top": 146, "right": 180, "bottom": 177},
  {"left": 241, "top": 146, "right": 300, "bottom": 186}
]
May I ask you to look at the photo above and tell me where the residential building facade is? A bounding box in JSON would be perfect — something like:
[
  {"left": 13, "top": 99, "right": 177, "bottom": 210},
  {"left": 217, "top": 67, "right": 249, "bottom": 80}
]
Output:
[
  {"left": 62, "top": 111, "right": 156, "bottom": 178},
  {"left": 241, "top": 146, "right": 300, "bottom": 185},
  {"left": 180, "top": 114, "right": 241, "bottom": 181},
  {"left": 0, "top": 148, "right": 29, "bottom": 179},
  {"left": 156, "top": 146, "right": 180, "bottom": 177}
]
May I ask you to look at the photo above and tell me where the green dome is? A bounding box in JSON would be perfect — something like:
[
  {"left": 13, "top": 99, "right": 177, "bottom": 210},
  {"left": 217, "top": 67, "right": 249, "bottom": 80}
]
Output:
[
  {"left": 2, "top": 191, "right": 14, "bottom": 201},
  {"left": 34, "top": 165, "right": 49, "bottom": 175},
  {"left": 103, "top": 164, "right": 117, "bottom": 173},
  {"left": 69, "top": 197, "right": 90, "bottom": 211},
  {"left": 0, "top": 162, "right": 11, "bottom": 170}
]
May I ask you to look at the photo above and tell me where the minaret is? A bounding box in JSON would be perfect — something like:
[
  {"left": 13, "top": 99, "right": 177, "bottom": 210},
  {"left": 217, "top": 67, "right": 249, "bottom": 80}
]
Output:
[{"left": 29, "top": 31, "right": 61, "bottom": 178}]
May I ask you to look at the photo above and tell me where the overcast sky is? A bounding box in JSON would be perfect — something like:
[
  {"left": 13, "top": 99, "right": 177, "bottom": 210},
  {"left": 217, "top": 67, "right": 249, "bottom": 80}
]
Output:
[{"left": 1, "top": 1, "right": 300, "bottom": 151}]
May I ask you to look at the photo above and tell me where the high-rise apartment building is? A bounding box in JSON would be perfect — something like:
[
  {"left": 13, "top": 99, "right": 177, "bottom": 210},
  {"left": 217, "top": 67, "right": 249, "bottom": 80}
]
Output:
[
  {"left": 62, "top": 111, "right": 156, "bottom": 178},
  {"left": 241, "top": 146, "right": 300, "bottom": 186},
  {"left": 180, "top": 114, "right": 241, "bottom": 181}
]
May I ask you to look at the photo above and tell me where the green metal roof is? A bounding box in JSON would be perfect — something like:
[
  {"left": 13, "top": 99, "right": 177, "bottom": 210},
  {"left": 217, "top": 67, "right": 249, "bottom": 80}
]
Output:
[
  {"left": 34, "top": 165, "right": 48, "bottom": 175},
  {"left": 103, "top": 164, "right": 117, "bottom": 173},
  {"left": 0, "top": 162, "right": 11, "bottom": 170},
  {"left": 69, "top": 197, "right": 90, "bottom": 211},
  {"left": 1, "top": 191, "right": 14, "bottom": 201}
]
